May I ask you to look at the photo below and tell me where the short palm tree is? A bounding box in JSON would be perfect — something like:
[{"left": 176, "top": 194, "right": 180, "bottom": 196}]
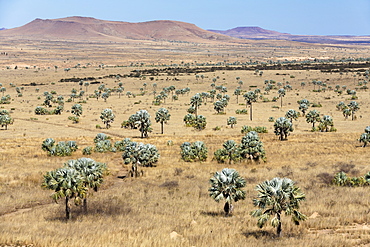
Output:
[
  {"left": 209, "top": 168, "right": 246, "bottom": 216},
  {"left": 64, "top": 158, "right": 108, "bottom": 213},
  {"left": 305, "top": 110, "right": 320, "bottom": 129},
  {"left": 42, "top": 167, "right": 87, "bottom": 219},
  {"left": 100, "top": 108, "right": 115, "bottom": 129},
  {"left": 274, "top": 117, "right": 293, "bottom": 140},
  {"left": 251, "top": 177, "right": 307, "bottom": 237}
]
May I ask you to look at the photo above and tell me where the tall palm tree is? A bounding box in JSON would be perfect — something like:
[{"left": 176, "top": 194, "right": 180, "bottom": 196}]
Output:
[
  {"left": 243, "top": 91, "right": 258, "bottom": 121},
  {"left": 155, "top": 108, "right": 171, "bottom": 134},
  {"left": 209, "top": 168, "right": 246, "bottom": 216},
  {"left": 278, "top": 88, "right": 286, "bottom": 108},
  {"left": 251, "top": 177, "right": 307, "bottom": 237},
  {"left": 190, "top": 93, "right": 203, "bottom": 117},
  {"left": 42, "top": 167, "right": 87, "bottom": 220}
]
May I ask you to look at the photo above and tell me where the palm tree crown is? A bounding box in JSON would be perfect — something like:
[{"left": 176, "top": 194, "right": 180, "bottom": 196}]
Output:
[
  {"left": 251, "top": 177, "right": 307, "bottom": 237},
  {"left": 209, "top": 168, "right": 246, "bottom": 216}
]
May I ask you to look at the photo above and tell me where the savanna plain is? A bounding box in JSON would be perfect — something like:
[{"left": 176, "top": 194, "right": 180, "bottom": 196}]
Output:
[{"left": 1, "top": 38, "right": 370, "bottom": 247}]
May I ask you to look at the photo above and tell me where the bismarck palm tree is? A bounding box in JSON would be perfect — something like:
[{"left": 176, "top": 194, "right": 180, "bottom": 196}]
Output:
[
  {"left": 190, "top": 93, "right": 203, "bottom": 117},
  {"left": 243, "top": 91, "right": 258, "bottom": 121},
  {"left": 347, "top": 101, "right": 360, "bottom": 120},
  {"left": 274, "top": 117, "right": 293, "bottom": 140},
  {"left": 100, "top": 108, "right": 115, "bottom": 129},
  {"left": 209, "top": 168, "right": 246, "bottom": 216},
  {"left": 214, "top": 140, "right": 240, "bottom": 164},
  {"left": 278, "top": 88, "right": 286, "bottom": 108},
  {"left": 64, "top": 158, "right": 108, "bottom": 213},
  {"left": 42, "top": 167, "right": 87, "bottom": 220},
  {"left": 134, "top": 110, "right": 152, "bottom": 138},
  {"left": 306, "top": 110, "right": 321, "bottom": 130},
  {"left": 285, "top": 109, "right": 299, "bottom": 123},
  {"left": 251, "top": 177, "right": 307, "bottom": 237},
  {"left": 155, "top": 107, "right": 171, "bottom": 134}
]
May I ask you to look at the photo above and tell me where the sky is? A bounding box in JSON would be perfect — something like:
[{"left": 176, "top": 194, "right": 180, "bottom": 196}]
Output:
[{"left": 0, "top": 0, "right": 369, "bottom": 36}]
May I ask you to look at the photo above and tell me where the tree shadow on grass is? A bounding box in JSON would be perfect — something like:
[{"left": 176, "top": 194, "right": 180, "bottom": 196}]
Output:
[
  {"left": 242, "top": 230, "right": 275, "bottom": 239},
  {"left": 45, "top": 199, "right": 132, "bottom": 222},
  {"left": 200, "top": 211, "right": 225, "bottom": 217}
]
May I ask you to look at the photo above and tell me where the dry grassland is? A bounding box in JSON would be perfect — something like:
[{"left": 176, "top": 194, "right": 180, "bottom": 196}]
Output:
[{"left": 0, "top": 40, "right": 370, "bottom": 246}]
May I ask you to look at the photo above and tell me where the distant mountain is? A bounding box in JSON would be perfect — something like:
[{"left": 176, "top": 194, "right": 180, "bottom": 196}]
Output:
[
  {"left": 209, "top": 27, "right": 370, "bottom": 44},
  {"left": 0, "top": 16, "right": 233, "bottom": 43},
  {"left": 0, "top": 28, "right": 6, "bottom": 31}
]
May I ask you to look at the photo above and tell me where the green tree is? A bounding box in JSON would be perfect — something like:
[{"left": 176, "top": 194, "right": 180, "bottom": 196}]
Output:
[
  {"left": 155, "top": 107, "right": 171, "bottom": 134},
  {"left": 285, "top": 109, "right": 299, "bottom": 123},
  {"left": 318, "top": 115, "right": 334, "bottom": 132},
  {"left": 64, "top": 158, "right": 108, "bottom": 212},
  {"left": 209, "top": 168, "right": 246, "bottom": 216},
  {"left": 190, "top": 93, "right": 203, "bottom": 117},
  {"left": 305, "top": 110, "right": 321, "bottom": 130},
  {"left": 214, "top": 140, "right": 240, "bottom": 164},
  {"left": 122, "top": 142, "right": 160, "bottom": 177},
  {"left": 278, "top": 88, "right": 286, "bottom": 108},
  {"left": 180, "top": 141, "right": 208, "bottom": 162},
  {"left": 251, "top": 177, "right": 307, "bottom": 237},
  {"left": 0, "top": 111, "right": 13, "bottom": 130},
  {"left": 42, "top": 167, "right": 87, "bottom": 220},
  {"left": 359, "top": 126, "right": 370, "bottom": 147},
  {"left": 243, "top": 91, "right": 258, "bottom": 121},
  {"left": 234, "top": 88, "right": 241, "bottom": 104},
  {"left": 347, "top": 101, "right": 359, "bottom": 120},
  {"left": 100, "top": 108, "right": 115, "bottom": 129},
  {"left": 134, "top": 110, "right": 152, "bottom": 138},
  {"left": 240, "top": 131, "right": 266, "bottom": 161},
  {"left": 274, "top": 117, "right": 293, "bottom": 140},
  {"left": 227, "top": 116, "right": 237, "bottom": 128}
]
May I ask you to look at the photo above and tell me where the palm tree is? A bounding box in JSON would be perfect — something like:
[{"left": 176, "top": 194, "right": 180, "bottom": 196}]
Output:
[
  {"left": 155, "top": 108, "right": 171, "bottom": 134},
  {"left": 251, "top": 177, "right": 307, "bottom": 237},
  {"left": 227, "top": 116, "right": 237, "bottom": 128},
  {"left": 347, "top": 101, "right": 359, "bottom": 120},
  {"left": 234, "top": 88, "right": 241, "bottom": 104},
  {"left": 240, "top": 131, "right": 266, "bottom": 161},
  {"left": 305, "top": 110, "right": 321, "bottom": 129},
  {"left": 209, "top": 168, "right": 246, "bottom": 216},
  {"left": 278, "top": 88, "right": 286, "bottom": 108},
  {"left": 274, "top": 117, "right": 293, "bottom": 140},
  {"left": 134, "top": 110, "right": 152, "bottom": 138},
  {"left": 285, "top": 109, "right": 299, "bottom": 123},
  {"left": 243, "top": 91, "right": 258, "bottom": 121},
  {"left": 214, "top": 140, "right": 240, "bottom": 164},
  {"left": 42, "top": 167, "right": 87, "bottom": 220},
  {"left": 64, "top": 158, "right": 108, "bottom": 213},
  {"left": 71, "top": 104, "right": 83, "bottom": 117},
  {"left": 318, "top": 115, "right": 334, "bottom": 132},
  {"left": 190, "top": 93, "right": 203, "bottom": 117},
  {"left": 100, "top": 108, "right": 115, "bottom": 129}
]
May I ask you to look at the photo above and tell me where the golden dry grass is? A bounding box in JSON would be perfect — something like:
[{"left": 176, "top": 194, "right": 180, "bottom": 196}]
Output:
[{"left": 1, "top": 40, "right": 370, "bottom": 246}]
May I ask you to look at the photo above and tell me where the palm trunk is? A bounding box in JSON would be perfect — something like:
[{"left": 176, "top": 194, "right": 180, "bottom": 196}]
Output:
[
  {"left": 224, "top": 201, "right": 233, "bottom": 216},
  {"left": 250, "top": 103, "right": 253, "bottom": 121},
  {"left": 83, "top": 198, "right": 87, "bottom": 213},
  {"left": 161, "top": 123, "right": 164, "bottom": 134},
  {"left": 65, "top": 197, "right": 71, "bottom": 220},
  {"left": 277, "top": 213, "right": 282, "bottom": 237}
]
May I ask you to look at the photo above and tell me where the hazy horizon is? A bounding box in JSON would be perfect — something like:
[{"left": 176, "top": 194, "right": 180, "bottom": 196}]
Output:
[{"left": 0, "top": 0, "right": 369, "bottom": 36}]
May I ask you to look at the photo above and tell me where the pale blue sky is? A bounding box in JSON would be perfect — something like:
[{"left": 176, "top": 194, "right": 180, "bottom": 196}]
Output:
[{"left": 0, "top": 0, "right": 369, "bottom": 35}]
